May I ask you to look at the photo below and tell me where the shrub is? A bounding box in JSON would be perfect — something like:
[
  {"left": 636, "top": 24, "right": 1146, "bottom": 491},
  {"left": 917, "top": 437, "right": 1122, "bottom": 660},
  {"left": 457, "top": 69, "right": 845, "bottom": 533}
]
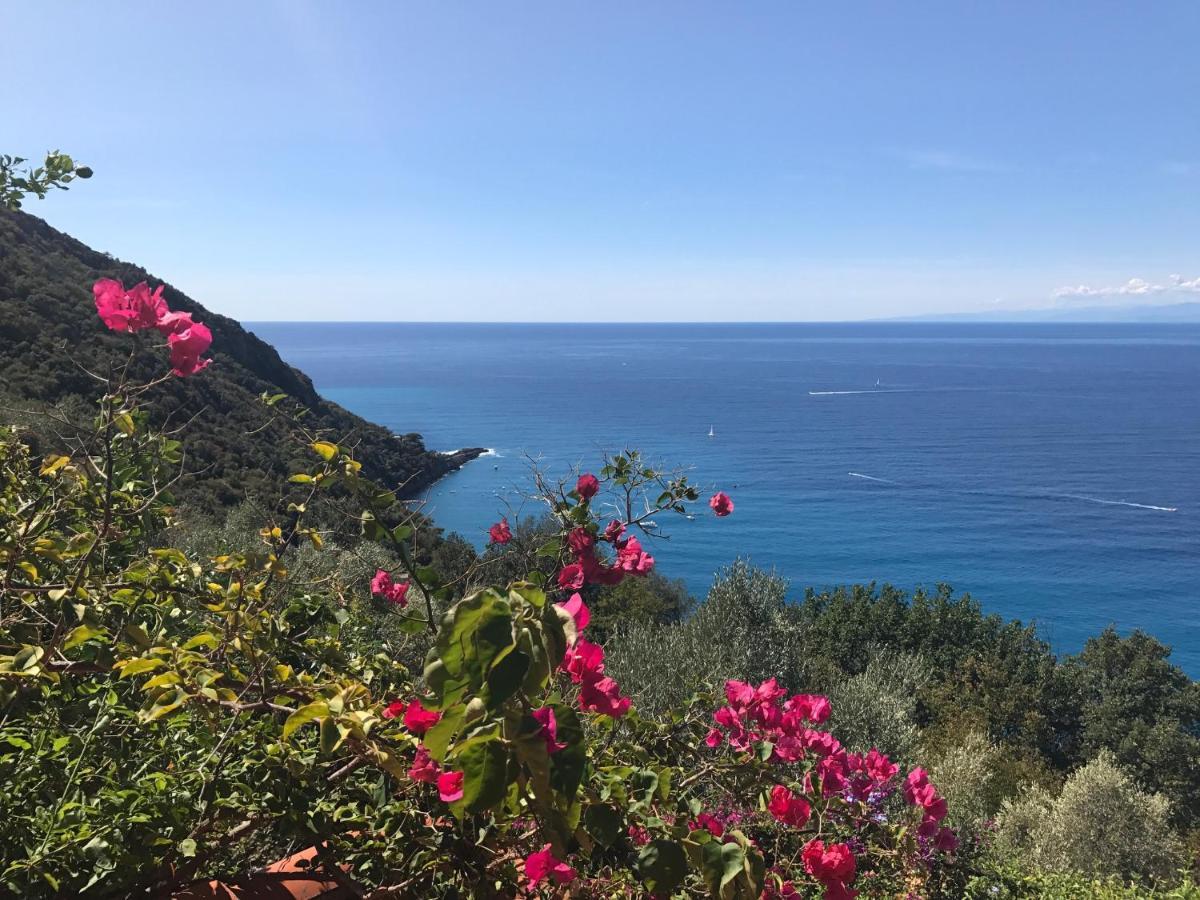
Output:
[{"left": 995, "top": 751, "right": 1187, "bottom": 885}]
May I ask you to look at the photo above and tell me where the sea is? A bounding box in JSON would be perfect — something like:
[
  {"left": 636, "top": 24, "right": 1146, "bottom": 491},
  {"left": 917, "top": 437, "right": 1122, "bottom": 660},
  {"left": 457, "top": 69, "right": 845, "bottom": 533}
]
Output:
[{"left": 250, "top": 322, "right": 1200, "bottom": 676}]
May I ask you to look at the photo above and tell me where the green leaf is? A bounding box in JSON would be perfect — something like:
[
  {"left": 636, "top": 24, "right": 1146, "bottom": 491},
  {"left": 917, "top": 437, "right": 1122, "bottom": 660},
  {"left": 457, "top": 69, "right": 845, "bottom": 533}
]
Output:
[
  {"left": 637, "top": 839, "right": 688, "bottom": 894},
  {"left": 63, "top": 624, "right": 106, "bottom": 651},
  {"left": 584, "top": 804, "right": 623, "bottom": 848},
  {"left": 452, "top": 734, "right": 509, "bottom": 816},
  {"left": 282, "top": 701, "right": 329, "bottom": 740},
  {"left": 117, "top": 658, "right": 165, "bottom": 678},
  {"left": 485, "top": 647, "right": 529, "bottom": 709}
]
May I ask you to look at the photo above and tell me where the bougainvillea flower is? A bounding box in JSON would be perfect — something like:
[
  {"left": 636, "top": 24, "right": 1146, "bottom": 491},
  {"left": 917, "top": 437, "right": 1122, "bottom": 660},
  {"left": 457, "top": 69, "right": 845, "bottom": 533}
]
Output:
[
  {"left": 436, "top": 770, "right": 464, "bottom": 803},
  {"left": 785, "top": 693, "right": 832, "bottom": 725},
  {"left": 603, "top": 519, "right": 626, "bottom": 543},
  {"left": 575, "top": 473, "right": 599, "bottom": 499},
  {"left": 370, "top": 569, "right": 410, "bottom": 607},
  {"left": 402, "top": 699, "right": 442, "bottom": 735},
  {"left": 561, "top": 639, "right": 605, "bottom": 682},
  {"left": 934, "top": 826, "right": 959, "bottom": 852},
  {"left": 557, "top": 562, "right": 586, "bottom": 590},
  {"left": 531, "top": 706, "right": 568, "bottom": 754},
  {"left": 166, "top": 319, "right": 213, "bottom": 377},
  {"left": 615, "top": 536, "right": 654, "bottom": 575},
  {"left": 381, "top": 700, "right": 405, "bottom": 719},
  {"left": 488, "top": 517, "right": 512, "bottom": 544},
  {"left": 558, "top": 592, "right": 590, "bottom": 632},
  {"left": 524, "top": 843, "right": 576, "bottom": 887},
  {"left": 709, "top": 491, "right": 735, "bottom": 517},
  {"left": 768, "top": 784, "right": 812, "bottom": 827},
  {"left": 154, "top": 309, "right": 196, "bottom": 336},
  {"left": 93, "top": 278, "right": 168, "bottom": 333},
  {"left": 801, "top": 839, "right": 857, "bottom": 895},
  {"left": 566, "top": 526, "right": 594, "bottom": 555},
  {"left": 689, "top": 811, "right": 725, "bottom": 838},
  {"left": 408, "top": 746, "right": 439, "bottom": 783},
  {"left": 579, "top": 673, "right": 631, "bottom": 717}
]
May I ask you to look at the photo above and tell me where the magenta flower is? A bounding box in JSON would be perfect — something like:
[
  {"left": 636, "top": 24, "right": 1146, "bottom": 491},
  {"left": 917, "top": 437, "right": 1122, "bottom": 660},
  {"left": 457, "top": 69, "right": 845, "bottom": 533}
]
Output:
[
  {"left": 436, "top": 770, "right": 464, "bottom": 803},
  {"left": 768, "top": 784, "right": 812, "bottom": 827},
  {"left": 575, "top": 473, "right": 599, "bottom": 499},
  {"left": 93, "top": 278, "right": 168, "bottom": 333},
  {"left": 566, "top": 526, "right": 594, "bottom": 555},
  {"left": 558, "top": 593, "right": 590, "bottom": 632},
  {"left": 166, "top": 318, "right": 213, "bottom": 377},
  {"left": 531, "top": 706, "right": 567, "bottom": 754},
  {"left": 615, "top": 536, "right": 654, "bottom": 575},
  {"left": 709, "top": 491, "right": 734, "bottom": 517},
  {"left": 603, "top": 519, "right": 626, "bottom": 543},
  {"left": 524, "top": 843, "right": 576, "bottom": 887},
  {"left": 408, "top": 746, "right": 439, "bottom": 784},
  {"left": 802, "top": 839, "right": 857, "bottom": 898},
  {"left": 403, "top": 699, "right": 442, "bottom": 736},
  {"left": 370, "top": 569, "right": 410, "bottom": 606},
  {"left": 488, "top": 517, "right": 512, "bottom": 544},
  {"left": 557, "top": 562, "right": 586, "bottom": 590}
]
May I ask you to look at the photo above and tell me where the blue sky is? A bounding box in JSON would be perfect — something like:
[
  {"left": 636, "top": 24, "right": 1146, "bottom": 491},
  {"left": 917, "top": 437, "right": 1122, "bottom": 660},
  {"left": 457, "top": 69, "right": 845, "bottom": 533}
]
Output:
[{"left": 4, "top": 2, "right": 1198, "bottom": 321}]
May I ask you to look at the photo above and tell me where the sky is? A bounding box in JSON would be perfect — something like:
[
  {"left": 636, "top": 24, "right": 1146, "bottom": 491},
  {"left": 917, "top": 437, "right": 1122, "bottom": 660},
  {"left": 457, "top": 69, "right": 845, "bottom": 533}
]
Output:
[{"left": 3, "top": 1, "right": 1199, "bottom": 322}]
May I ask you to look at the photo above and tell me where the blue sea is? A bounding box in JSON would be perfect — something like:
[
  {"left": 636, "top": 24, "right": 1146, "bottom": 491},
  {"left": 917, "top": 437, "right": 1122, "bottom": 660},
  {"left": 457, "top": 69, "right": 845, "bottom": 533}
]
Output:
[{"left": 251, "top": 323, "right": 1200, "bottom": 675}]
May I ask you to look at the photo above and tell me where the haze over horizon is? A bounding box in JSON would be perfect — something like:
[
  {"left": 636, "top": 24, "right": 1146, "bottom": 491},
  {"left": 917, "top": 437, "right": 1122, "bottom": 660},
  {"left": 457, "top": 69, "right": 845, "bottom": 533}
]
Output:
[{"left": 4, "top": 2, "right": 1198, "bottom": 322}]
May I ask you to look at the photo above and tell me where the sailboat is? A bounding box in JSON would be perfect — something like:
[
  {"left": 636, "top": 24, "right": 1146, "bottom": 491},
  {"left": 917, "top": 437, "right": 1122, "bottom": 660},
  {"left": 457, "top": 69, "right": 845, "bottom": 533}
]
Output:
[{"left": 708, "top": 424, "right": 715, "bottom": 438}]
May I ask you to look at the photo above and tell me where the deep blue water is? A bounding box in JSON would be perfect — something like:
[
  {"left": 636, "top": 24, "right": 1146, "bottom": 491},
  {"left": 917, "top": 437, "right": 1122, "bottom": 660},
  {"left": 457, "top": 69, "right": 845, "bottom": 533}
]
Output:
[{"left": 250, "top": 322, "right": 1200, "bottom": 675}]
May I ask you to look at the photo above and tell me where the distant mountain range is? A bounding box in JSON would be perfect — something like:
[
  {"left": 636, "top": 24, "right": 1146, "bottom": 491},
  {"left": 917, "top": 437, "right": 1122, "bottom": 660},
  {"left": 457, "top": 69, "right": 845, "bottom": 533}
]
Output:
[{"left": 891, "top": 302, "right": 1200, "bottom": 323}]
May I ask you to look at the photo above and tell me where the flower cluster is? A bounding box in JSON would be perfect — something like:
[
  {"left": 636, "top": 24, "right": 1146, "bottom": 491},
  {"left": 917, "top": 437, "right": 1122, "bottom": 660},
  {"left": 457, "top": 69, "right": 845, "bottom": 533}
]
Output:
[
  {"left": 487, "top": 517, "right": 512, "bottom": 544},
  {"left": 706, "top": 678, "right": 956, "bottom": 898},
  {"left": 556, "top": 474, "right": 657, "bottom": 589},
  {"left": 904, "top": 767, "right": 956, "bottom": 851},
  {"left": 370, "top": 569, "right": 410, "bottom": 606},
  {"left": 93, "top": 278, "right": 212, "bottom": 376},
  {"left": 558, "top": 592, "right": 631, "bottom": 717}
]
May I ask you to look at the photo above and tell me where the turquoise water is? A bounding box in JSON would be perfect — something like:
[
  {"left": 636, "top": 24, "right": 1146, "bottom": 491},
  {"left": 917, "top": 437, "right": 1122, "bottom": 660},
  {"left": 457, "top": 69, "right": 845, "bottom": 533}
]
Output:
[{"left": 251, "top": 323, "right": 1200, "bottom": 675}]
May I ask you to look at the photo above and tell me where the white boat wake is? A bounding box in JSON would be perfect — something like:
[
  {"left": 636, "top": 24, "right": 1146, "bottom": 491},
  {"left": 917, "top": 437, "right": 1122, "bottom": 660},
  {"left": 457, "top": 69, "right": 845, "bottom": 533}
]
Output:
[
  {"left": 848, "top": 472, "right": 898, "bottom": 484},
  {"left": 1048, "top": 492, "right": 1177, "bottom": 513}
]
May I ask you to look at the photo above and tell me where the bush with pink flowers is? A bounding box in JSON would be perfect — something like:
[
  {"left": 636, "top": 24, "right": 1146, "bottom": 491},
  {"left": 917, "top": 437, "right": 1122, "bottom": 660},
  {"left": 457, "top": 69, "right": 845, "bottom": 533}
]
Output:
[{"left": 0, "top": 280, "right": 970, "bottom": 897}]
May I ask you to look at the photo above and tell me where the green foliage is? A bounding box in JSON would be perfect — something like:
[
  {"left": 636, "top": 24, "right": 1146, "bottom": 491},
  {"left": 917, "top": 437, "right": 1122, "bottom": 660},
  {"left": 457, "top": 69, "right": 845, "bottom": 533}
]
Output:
[
  {"left": 0, "top": 152, "right": 91, "bottom": 210},
  {"left": 995, "top": 751, "right": 1188, "bottom": 885},
  {"left": 0, "top": 207, "right": 475, "bottom": 512}
]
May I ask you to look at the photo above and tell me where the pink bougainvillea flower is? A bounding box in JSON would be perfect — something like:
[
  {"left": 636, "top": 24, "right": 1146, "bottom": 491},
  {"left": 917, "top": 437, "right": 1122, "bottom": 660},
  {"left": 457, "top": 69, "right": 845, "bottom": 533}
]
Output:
[
  {"left": 566, "top": 526, "right": 594, "bottom": 555},
  {"left": 531, "top": 706, "right": 568, "bottom": 754},
  {"left": 524, "top": 843, "right": 576, "bottom": 888},
  {"left": 579, "top": 674, "right": 632, "bottom": 717},
  {"left": 557, "top": 562, "right": 586, "bottom": 591},
  {"left": 709, "top": 491, "right": 734, "bottom": 517},
  {"left": 381, "top": 700, "right": 405, "bottom": 719},
  {"left": 615, "top": 535, "right": 654, "bottom": 575},
  {"left": 802, "top": 839, "right": 857, "bottom": 898},
  {"left": 767, "top": 784, "right": 812, "bottom": 827},
  {"left": 603, "top": 519, "right": 626, "bottom": 543},
  {"left": 558, "top": 592, "right": 590, "bottom": 632},
  {"left": 370, "top": 569, "right": 411, "bottom": 607},
  {"left": 689, "top": 811, "right": 725, "bottom": 838},
  {"left": 627, "top": 824, "right": 651, "bottom": 846},
  {"left": 436, "top": 770, "right": 464, "bottom": 803},
  {"left": 575, "top": 473, "right": 600, "bottom": 499},
  {"left": 561, "top": 639, "right": 605, "bottom": 683},
  {"left": 704, "top": 727, "right": 723, "bottom": 748},
  {"left": 408, "top": 746, "right": 439, "bottom": 783},
  {"left": 784, "top": 693, "right": 832, "bottom": 725},
  {"left": 488, "top": 517, "right": 512, "bottom": 544},
  {"left": 93, "top": 278, "right": 168, "bottom": 333},
  {"left": 166, "top": 319, "right": 213, "bottom": 377},
  {"left": 402, "top": 699, "right": 442, "bottom": 735}
]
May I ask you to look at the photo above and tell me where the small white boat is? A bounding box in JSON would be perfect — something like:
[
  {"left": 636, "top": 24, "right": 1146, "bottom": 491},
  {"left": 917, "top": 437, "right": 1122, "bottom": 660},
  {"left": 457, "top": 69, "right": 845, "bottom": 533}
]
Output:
[{"left": 708, "top": 424, "right": 715, "bottom": 438}]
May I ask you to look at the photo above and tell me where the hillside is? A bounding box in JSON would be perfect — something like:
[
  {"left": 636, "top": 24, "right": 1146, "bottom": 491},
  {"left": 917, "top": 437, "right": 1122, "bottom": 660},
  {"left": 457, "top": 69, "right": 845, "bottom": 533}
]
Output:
[{"left": 0, "top": 209, "right": 483, "bottom": 509}]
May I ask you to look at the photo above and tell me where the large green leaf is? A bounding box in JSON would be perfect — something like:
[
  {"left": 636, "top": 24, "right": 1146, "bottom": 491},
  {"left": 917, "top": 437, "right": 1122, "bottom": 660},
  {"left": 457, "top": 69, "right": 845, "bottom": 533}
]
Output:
[{"left": 637, "top": 839, "right": 688, "bottom": 894}]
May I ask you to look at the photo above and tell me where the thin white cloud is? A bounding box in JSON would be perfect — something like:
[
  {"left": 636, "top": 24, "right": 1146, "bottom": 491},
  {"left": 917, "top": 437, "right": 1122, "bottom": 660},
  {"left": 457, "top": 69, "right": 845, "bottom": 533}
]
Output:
[
  {"left": 1161, "top": 161, "right": 1197, "bottom": 176},
  {"left": 1053, "top": 275, "right": 1200, "bottom": 301},
  {"left": 896, "top": 149, "right": 1010, "bottom": 174}
]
